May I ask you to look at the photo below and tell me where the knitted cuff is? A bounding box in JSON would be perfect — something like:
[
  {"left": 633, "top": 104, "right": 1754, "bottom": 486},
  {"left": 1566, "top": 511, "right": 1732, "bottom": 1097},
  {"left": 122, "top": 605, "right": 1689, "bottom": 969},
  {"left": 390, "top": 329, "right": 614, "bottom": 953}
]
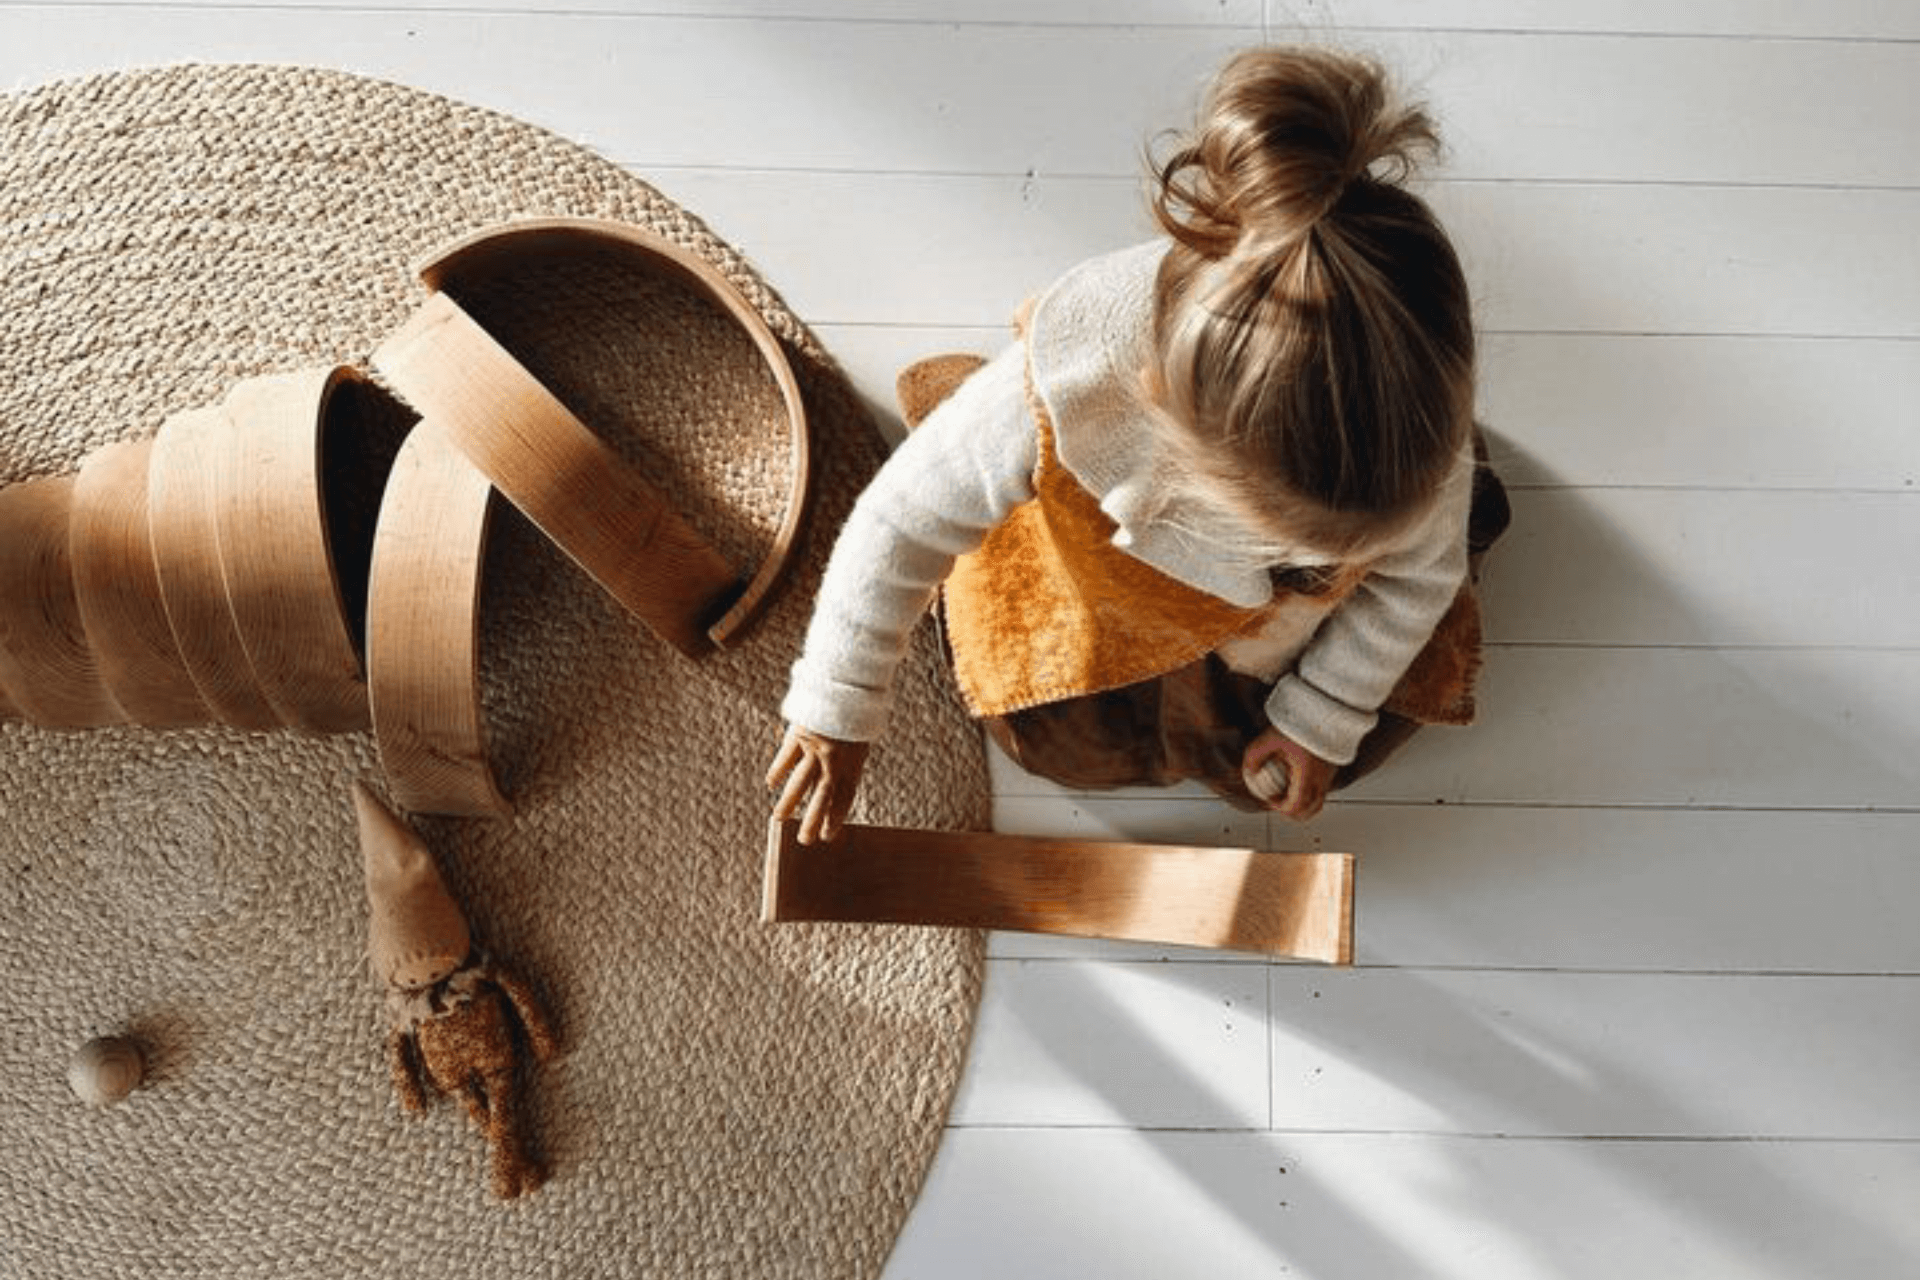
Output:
[
  {"left": 1263, "top": 673, "right": 1378, "bottom": 767},
  {"left": 779, "top": 673, "right": 890, "bottom": 744}
]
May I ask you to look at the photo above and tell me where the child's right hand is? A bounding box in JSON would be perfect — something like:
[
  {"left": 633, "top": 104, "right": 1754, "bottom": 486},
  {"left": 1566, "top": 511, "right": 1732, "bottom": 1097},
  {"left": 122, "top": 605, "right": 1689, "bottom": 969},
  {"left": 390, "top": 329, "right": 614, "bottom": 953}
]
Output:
[
  {"left": 766, "top": 725, "right": 871, "bottom": 845},
  {"left": 1241, "top": 728, "right": 1334, "bottom": 821}
]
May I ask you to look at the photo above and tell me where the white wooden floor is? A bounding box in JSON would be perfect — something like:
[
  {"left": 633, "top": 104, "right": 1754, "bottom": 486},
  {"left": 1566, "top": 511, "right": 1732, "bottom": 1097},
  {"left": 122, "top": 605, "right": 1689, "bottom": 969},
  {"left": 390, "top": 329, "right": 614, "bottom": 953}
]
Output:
[{"left": 8, "top": 3, "right": 1918, "bottom": 1277}]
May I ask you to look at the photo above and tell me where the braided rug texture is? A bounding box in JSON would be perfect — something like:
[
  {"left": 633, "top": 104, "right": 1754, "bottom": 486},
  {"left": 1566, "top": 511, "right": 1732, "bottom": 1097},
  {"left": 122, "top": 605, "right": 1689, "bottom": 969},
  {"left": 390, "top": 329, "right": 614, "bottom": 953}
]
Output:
[{"left": 0, "top": 65, "right": 989, "bottom": 1279}]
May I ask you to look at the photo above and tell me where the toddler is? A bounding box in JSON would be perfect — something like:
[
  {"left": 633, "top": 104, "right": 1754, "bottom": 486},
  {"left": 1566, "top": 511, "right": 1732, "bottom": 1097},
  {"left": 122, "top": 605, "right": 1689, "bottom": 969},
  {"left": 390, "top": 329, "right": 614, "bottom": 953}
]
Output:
[{"left": 769, "top": 46, "right": 1502, "bottom": 843}]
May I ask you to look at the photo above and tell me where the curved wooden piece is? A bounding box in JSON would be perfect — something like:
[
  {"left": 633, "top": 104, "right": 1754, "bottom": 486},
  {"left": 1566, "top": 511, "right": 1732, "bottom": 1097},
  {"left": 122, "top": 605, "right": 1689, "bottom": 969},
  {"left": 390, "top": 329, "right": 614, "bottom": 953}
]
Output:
[
  {"left": 765, "top": 819, "right": 1356, "bottom": 965},
  {"left": 374, "top": 292, "right": 741, "bottom": 658},
  {"left": 217, "top": 368, "right": 371, "bottom": 733},
  {"left": 0, "top": 474, "right": 125, "bottom": 728},
  {"left": 146, "top": 405, "right": 281, "bottom": 732},
  {"left": 366, "top": 423, "right": 510, "bottom": 818},
  {"left": 69, "top": 437, "right": 207, "bottom": 727},
  {"left": 415, "top": 216, "right": 812, "bottom": 647}
]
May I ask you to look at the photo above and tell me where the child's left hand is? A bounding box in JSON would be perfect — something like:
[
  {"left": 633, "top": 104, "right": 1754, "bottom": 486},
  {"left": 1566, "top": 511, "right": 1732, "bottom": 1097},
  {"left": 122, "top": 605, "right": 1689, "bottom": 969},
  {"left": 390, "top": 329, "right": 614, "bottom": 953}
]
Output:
[{"left": 1241, "top": 729, "right": 1335, "bottom": 821}]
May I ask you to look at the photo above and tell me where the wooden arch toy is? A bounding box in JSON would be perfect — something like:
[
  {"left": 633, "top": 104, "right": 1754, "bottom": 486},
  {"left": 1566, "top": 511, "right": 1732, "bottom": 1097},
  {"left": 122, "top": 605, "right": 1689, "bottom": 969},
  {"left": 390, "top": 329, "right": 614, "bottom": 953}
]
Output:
[
  {"left": 215, "top": 369, "right": 373, "bottom": 735},
  {"left": 0, "top": 474, "right": 124, "bottom": 728},
  {"left": 4, "top": 367, "right": 374, "bottom": 735},
  {"left": 375, "top": 216, "right": 812, "bottom": 652},
  {"left": 146, "top": 404, "right": 287, "bottom": 732},
  {"left": 365, "top": 423, "right": 507, "bottom": 817},
  {"left": 69, "top": 437, "right": 206, "bottom": 728},
  {"left": 367, "top": 217, "right": 815, "bottom": 815}
]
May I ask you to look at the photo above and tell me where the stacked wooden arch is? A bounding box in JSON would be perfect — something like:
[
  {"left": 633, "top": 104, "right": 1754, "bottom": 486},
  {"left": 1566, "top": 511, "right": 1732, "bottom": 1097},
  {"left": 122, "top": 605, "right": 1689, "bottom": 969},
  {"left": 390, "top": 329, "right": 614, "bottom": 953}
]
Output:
[
  {"left": 0, "top": 217, "right": 812, "bottom": 818},
  {"left": 0, "top": 369, "right": 371, "bottom": 737}
]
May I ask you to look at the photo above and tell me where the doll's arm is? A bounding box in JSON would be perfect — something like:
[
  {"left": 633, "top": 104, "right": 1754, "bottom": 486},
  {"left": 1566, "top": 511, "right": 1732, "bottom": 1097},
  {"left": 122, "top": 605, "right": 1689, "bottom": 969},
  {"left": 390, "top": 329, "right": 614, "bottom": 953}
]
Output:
[
  {"left": 388, "top": 1029, "right": 430, "bottom": 1112},
  {"left": 494, "top": 967, "right": 560, "bottom": 1063}
]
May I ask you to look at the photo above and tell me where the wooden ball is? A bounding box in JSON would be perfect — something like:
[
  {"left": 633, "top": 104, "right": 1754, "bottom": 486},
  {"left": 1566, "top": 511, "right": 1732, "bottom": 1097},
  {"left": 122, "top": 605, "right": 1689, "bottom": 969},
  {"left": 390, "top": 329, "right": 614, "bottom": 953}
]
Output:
[
  {"left": 68, "top": 1035, "right": 145, "bottom": 1106},
  {"left": 1243, "top": 756, "right": 1291, "bottom": 805}
]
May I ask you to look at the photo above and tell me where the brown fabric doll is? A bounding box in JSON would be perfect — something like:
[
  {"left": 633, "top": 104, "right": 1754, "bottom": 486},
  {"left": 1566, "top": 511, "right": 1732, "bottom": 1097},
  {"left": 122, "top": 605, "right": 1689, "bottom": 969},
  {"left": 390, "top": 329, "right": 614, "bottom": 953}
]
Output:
[{"left": 353, "top": 783, "right": 559, "bottom": 1199}]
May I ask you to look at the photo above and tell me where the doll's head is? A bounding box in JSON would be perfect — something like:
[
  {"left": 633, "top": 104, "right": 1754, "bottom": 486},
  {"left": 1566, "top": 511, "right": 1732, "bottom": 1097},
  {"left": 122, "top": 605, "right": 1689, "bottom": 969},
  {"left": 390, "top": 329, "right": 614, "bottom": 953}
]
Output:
[
  {"left": 1146, "top": 46, "right": 1475, "bottom": 556},
  {"left": 354, "top": 782, "right": 473, "bottom": 991}
]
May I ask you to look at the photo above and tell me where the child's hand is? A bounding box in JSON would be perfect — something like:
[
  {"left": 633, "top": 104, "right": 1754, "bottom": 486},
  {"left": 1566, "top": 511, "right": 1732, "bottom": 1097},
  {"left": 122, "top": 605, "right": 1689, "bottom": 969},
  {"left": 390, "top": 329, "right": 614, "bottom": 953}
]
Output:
[
  {"left": 1241, "top": 729, "right": 1334, "bottom": 821},
  {"left": 767, "top": 725, "right": 871, "bottom": 844}
]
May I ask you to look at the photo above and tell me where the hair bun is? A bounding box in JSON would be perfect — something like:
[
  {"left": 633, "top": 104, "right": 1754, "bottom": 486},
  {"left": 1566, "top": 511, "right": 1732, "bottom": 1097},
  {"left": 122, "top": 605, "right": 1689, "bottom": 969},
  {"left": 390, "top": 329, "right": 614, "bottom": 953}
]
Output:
[
  {"left": 1153, "top": 46, "right": 1438, "bottom": 253},
  {"left": 1146, "top": 45, "right": 1476, "bottom": 539}
]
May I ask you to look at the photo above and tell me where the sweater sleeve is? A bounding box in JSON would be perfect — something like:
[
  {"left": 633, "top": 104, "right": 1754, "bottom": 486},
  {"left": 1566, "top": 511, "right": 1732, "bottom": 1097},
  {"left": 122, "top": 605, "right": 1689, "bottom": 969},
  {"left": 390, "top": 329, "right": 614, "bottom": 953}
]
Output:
[
  {"left": 1262, "top": 448, "right": 1475, "bottom": 765},
  {"left": 780, "top": 344, "right": 1037, "bottom": 742}
]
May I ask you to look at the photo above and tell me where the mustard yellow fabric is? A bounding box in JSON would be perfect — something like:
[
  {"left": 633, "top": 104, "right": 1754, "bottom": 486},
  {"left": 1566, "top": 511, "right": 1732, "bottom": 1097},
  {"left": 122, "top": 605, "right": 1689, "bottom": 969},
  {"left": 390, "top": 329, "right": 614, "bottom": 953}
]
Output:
[{"left": 943, "top": 377, "right": 1276, "bottom": 717}]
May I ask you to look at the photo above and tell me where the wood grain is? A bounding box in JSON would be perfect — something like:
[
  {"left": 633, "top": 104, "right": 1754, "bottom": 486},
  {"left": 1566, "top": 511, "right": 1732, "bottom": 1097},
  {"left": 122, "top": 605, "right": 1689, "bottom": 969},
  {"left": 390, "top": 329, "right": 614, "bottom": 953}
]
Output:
[
  {"left": 1475, "top": 333, "right": 1920, "bottom": 491},
  {"left": 373, "top": 291, "right": 743, "bottom": 658},
  {"left": 68, "top": 437, "right": 207, "bottom": 727},
  {"left": 216, "top": 368, "right": 370, "bottom": 733},
  {"left": 415, "top": 216, "right": 812, "bottom": 647},
  {"left": 1276, "top": 0, "right": 1920, "bottom": 38},
  {"left": 0, "top": 474, "right": 124, "bottom": 728},
  {"left": 764, "top": 819, "right": 1354, "bottom": 963},
  {"left": 145, "top": 405, "right": 281, "bottom": 732},
  {"left": 366, "top": 422, "right": 510, "bottom": 818}
]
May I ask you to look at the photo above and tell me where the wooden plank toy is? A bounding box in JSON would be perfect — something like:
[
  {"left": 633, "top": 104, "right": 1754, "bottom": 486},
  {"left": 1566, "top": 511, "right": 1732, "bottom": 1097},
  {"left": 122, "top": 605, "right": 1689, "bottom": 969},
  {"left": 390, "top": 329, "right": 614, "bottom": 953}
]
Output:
[{"left": 763, "top": 819, "right": 1354, "bottom": 964}]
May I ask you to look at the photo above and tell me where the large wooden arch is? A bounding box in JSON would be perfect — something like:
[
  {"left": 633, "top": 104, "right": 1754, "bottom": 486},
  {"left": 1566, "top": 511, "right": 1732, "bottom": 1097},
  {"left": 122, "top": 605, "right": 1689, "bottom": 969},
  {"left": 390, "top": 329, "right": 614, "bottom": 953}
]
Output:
[
  {"left": 408, "top": 215, "right": 812, "bottom": 649},
  {"left": 366, "top": 217, "right": 815, "bottom": 815}
]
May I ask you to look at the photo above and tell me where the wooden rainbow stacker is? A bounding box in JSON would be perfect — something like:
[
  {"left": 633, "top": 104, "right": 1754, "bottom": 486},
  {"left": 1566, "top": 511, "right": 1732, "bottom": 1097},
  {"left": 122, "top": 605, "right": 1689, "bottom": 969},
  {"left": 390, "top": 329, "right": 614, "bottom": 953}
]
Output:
[{"left": 763, "top": 819, "right": 1354, "bottom": 964}]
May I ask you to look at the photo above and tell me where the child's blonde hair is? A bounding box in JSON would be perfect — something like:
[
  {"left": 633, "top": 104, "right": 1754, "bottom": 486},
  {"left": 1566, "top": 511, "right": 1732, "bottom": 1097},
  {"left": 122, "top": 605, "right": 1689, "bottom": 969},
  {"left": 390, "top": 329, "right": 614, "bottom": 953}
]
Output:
[{"left": 1148, "top": 46, "right": 1475, "bottom": 556}]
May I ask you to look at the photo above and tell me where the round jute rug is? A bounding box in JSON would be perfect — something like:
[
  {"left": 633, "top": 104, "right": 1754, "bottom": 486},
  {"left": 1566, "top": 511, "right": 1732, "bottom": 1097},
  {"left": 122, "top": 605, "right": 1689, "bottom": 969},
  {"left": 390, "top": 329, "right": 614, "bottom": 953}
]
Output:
[{"left": 0, "top": 65, "right": 988, "bottom": 1278}]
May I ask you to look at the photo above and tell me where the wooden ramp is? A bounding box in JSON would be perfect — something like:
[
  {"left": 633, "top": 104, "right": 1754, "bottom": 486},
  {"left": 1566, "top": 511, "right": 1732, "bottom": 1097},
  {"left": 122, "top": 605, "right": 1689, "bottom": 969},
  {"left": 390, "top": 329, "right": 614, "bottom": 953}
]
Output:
[{"left": 763, "top": 819, "right": 1354, "bottom": 964}]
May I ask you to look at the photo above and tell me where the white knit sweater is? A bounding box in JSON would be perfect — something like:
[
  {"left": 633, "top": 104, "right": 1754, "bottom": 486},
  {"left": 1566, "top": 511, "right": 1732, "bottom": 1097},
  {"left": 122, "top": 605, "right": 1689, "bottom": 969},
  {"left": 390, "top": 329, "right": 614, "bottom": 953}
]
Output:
[{"left": 781, "top": 241, "right": 1472, "bottom": 766}]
